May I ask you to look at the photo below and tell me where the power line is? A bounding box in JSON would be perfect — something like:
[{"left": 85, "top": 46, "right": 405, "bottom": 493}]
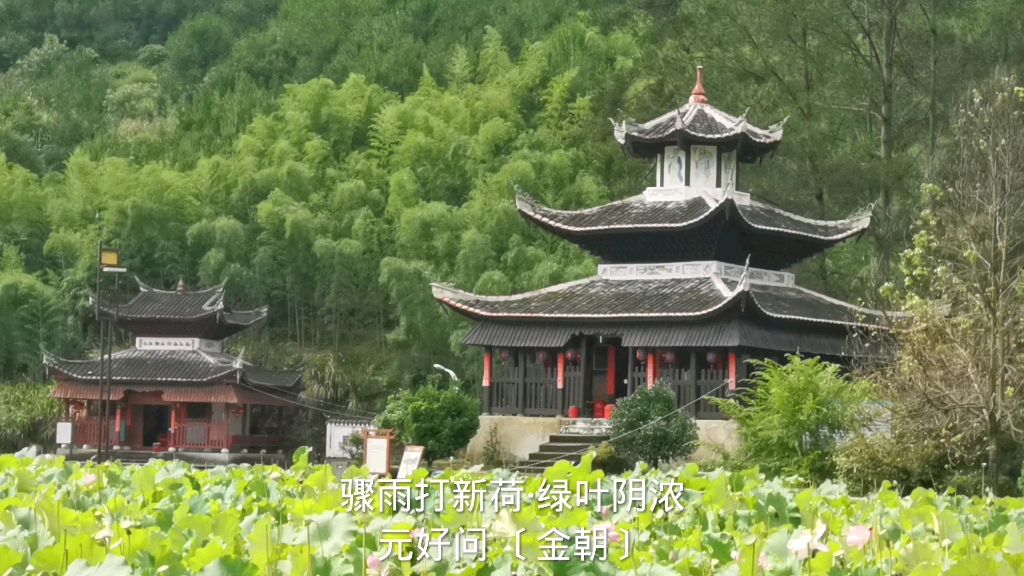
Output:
[
  {"left": 236, "top": 381, "right": 376, "bottom": 421},
  {"left": 510, "top": 383, "right": 728, "bottom": 472}
]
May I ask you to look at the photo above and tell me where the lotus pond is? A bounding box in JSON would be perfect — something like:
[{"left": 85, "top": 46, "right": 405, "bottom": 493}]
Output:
[{"left": 0, "top": 447, "right": 1021, "bottom": 575}]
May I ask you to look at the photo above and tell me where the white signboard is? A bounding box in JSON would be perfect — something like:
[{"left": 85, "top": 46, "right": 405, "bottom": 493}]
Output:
[
  {"left": 365, "top": 437, "right": 391, "bottom": 476},
  {"left": 136, "top": 337, "right": 222, "bottom": 353},
  {"left": 325, "top": 420, "right": 371, "bottom": 459},
  {"left": 56, "top": 422, "right": 73, "bottom": 445},
  {"left": 397, "top": 446, "right": 425, "bottom": 479}
]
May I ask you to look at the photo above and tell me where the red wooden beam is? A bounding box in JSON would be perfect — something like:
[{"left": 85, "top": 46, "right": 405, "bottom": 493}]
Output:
[{"left": 607, "top": 346, "right": 616, "bottom": 398}]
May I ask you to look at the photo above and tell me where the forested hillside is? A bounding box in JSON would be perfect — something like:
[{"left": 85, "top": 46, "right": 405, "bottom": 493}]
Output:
[{"left": 1, "top": 0, "right": 1022, "bottom": 410}]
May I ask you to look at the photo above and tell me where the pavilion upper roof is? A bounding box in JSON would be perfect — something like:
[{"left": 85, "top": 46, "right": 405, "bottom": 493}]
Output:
[
  {"left": 516, "top": 192, "right": 872, "bottom": 268},
  {"left": 612, "top": 67, "right": 786, "bottom": 161},
  {"left": 92, "top": 277, "right": 268, "bottom": 340}
]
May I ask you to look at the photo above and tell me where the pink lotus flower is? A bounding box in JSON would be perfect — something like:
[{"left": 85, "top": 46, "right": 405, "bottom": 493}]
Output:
[
  {"left": 411, "top": 528, "right": 425, "bottom": 540},
  {"left": 601, "top": 507, "right": 610, "bottom": 518},
  {"left": 668, "top": 550, "right": 677, "bottom": 562},
  {"left": 788, "top": 524, "right": 828, "bottom": 560},
  {"left": 80, "top": 474, "right": 97, "bottom": 488},
  {"left": 595, "top": 522, "right": 621, "bottom": 543},
  {"left": 367, "top": 555, "right": 382, "bottom": 570},
  {"left": 846, "top": 526, "right": 872, "bottom": 549}
]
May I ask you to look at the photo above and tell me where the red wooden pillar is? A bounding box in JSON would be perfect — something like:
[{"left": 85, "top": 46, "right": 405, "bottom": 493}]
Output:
[
  {"left": 557, "top": 352, "right": 566, "bottom": 414},
  {"left": 482, "top": 351, "right": 492, "bottom": 414},
  {"left": 114, "top": 404, "right": 122, "bottom": 445},
  {"left": 728, "top": 352, "right": 737, "bottom": 391},
  {"left": 606, "top": 345, "right": 616, "bottom": 399},
  {"left": 646, "top": 352, "right": 656, "bottom": 389}
]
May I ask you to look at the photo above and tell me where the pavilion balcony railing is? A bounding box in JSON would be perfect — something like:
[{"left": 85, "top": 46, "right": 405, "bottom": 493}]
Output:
[
  {"left": 486, "top": 351, "right": 729, "bottom": 419},
  {"left": 172, "top": 419, "right": 230, "bottom": 449},
  {"left": 71, "top": 417, "right": 115, "bottom": 447},
  {"left": 629, "top": 367, "right": 729, "bottom": 419}
]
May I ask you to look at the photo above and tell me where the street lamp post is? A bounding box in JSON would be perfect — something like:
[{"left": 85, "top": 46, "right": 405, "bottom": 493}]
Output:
[{"left": 96, "top": 243, "right": 125, "bottom": 463}]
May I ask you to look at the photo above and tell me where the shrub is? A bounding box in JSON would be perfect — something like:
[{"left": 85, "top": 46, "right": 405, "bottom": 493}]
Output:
[
  {"left": 835, "top": 432, "right": 949, "bottom": 495},
  {"left": 377, "top": 375, "right": 480, "bottom": 463},
  {"left": 0, "top": 383, "right": 61, "bottom": 452},
  {"left": 592, "top": 442, "right": 628, "bottom": 474},
  {"left": 481, "top": 424, "right": 515, "bottom": 469},
  {"left": 610, "top": 382, "right": 698, "bottom": 467},
  {"left": 714, "top": 355, "right": 872, "bottom": 483}
]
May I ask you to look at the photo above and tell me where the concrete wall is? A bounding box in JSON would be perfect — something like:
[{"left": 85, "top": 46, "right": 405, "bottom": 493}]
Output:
[
  {"left": 465, "top": 415, "right": 739, "bottom": 464},
  {"left": 466, "top": 415, "right": 566, "bottom": 463}
]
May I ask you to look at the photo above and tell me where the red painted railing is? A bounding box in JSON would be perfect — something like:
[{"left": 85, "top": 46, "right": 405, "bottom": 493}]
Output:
[
  {"left": 72, "top": 418, "right": 115, "bottom": 447},
  {"left": 172, "top": 419, "right": 230, "bottom": 449}
]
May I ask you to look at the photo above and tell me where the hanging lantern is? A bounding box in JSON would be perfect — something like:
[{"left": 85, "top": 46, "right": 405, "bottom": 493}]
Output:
[
  {"left": 566, "top": 349, "right": 579, "bottom": 362},
  {"left": 537, "top": 351, "right": 548, "bottom": 363},
  {"left": 706, "top": 351, "right": 718, "bottom": 364},
  {"left": 636, "top": 349, "right": 647, "bottom": 361},
  {"left": 499, "top": 349, "right": 510, "bottom": 362},
  {"left": 663, "top": 351, "right": 676, "bottom": 364},
  {"left": 232, "top": 405, "right": 246, "bottom": 418}
]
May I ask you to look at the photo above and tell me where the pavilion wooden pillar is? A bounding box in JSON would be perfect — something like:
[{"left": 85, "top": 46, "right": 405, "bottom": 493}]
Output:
[
  {"left": 606, "top": 345, "right": 616, "bottom": 401},
  {"left": 517, "top": 350, "right": 527, "bottom": 416},
  {"left": 556, "top": 352, "right": 566, "bottom": 415},
  {"left": 481, "top": 349, "right": 493, "bottom": 415},
  {"left": 114, "top": 404, "right": 123, "bottom": 446},
  {"left": 728, "top": 352, "right": 738, "bottom": 391},
  {"left": 626, "top": 347, "right": 635, "bottom": 396},
  {"left": 646, "top": 352, "right": 657, "bottom": 389},
  {"left": 580, "top": 337, "right": 592, "bottom": 416}
]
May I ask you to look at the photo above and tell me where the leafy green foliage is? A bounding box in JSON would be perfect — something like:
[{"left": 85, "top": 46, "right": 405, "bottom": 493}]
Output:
[
  {"left": 0, "top": 382, "right": 61, "bottom": 452},
  {"left": 1, "top": 452, "right": 1024, "bottom": 573},
  {"left": 377, "top": 375, "right": 480, "bottom": 462},
  {"left": 715, "top": 356, "right": 873, "bottom": 483},
  {"left": 610, "top": 382, "right": 698, "bottom": 467}
]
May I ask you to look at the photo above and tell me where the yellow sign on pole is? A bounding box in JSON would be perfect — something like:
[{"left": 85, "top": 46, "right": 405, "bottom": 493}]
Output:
[{"left": 100, "top": 249, "right": 120, "bottom": 267}]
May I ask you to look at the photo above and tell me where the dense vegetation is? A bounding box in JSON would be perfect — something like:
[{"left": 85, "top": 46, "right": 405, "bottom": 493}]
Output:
[
  {"left": 2, "top": 451, "right": 1024, "bottom": 575},
  {"left": 1, "top": 0, "right": 1023, "bottom": 417}
]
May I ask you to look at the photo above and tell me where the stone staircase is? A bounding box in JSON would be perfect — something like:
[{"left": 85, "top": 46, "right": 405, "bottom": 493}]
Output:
[{"left": 517, "top": 419, "right": 612, "bottom": 474}]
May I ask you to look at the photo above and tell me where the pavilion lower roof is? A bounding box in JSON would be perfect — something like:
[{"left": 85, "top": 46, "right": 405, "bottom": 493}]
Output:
[
  {"left": 432, "top": 264, "right": 892, "bottom": 329},
  {"left": 43, "top": 348, "right": 302, "bottom": 389}
]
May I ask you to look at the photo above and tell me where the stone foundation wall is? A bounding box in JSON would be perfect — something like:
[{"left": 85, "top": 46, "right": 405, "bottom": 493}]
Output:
[
  {"left": 466, "top": 415, "right": 566, "bottom": 462},
  {"left": 464, "top": 415, "right": 739, "bottom": 465}
]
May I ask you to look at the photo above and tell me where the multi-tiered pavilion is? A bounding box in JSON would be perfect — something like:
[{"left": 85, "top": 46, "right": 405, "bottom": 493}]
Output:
[
  {"left": 434, "top": 67, "right": 887, "bottom": 420},
  {"left": 45, "top": 279, "right": 302, "bottom": 458}
]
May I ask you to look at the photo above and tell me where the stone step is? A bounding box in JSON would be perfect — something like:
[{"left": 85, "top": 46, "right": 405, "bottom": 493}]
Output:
[
  {"left": 524, "top": 452, "right": 584, "bottom": 465},
  {"left": 547, "top": 434, "right": 610, "bottom": 444},
  {"left": 537, "top": 442, "right": 600, "bottom": 453}
]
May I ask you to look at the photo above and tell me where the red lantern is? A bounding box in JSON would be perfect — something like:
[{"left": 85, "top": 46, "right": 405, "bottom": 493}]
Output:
[
  {"left": 706, "top": 352, "right": 718, "bottom": 364},
  {"left": 637, "top": 349, "right": 646, "bottom": 361},
  {"left": 566, "top": 349, "right": 579, "bottom": 362},
  {"left": 537, "top": 351, "right": 548, "bottom": 363},
  {"left": 663, "top": 351, "right": 676, "bottom": 364},
  {"left": 499, "top": 350, "right": 510, "bottom": 362},
  {"left": 232, "top": 405, "right": 246, "bottom": 418}
]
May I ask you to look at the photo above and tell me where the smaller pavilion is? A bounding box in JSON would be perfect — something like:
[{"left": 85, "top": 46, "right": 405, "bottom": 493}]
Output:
[{"left": 45, "top": 278, "right": 302, "bottom": 455}]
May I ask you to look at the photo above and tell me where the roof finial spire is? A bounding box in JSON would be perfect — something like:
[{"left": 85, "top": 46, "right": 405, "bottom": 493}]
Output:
[
  {"left": 177, "top": 278, "right": 186, "bottom": 293},
  {"left": 689, "top": 66, "right": 708, "bottom": 104}
]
